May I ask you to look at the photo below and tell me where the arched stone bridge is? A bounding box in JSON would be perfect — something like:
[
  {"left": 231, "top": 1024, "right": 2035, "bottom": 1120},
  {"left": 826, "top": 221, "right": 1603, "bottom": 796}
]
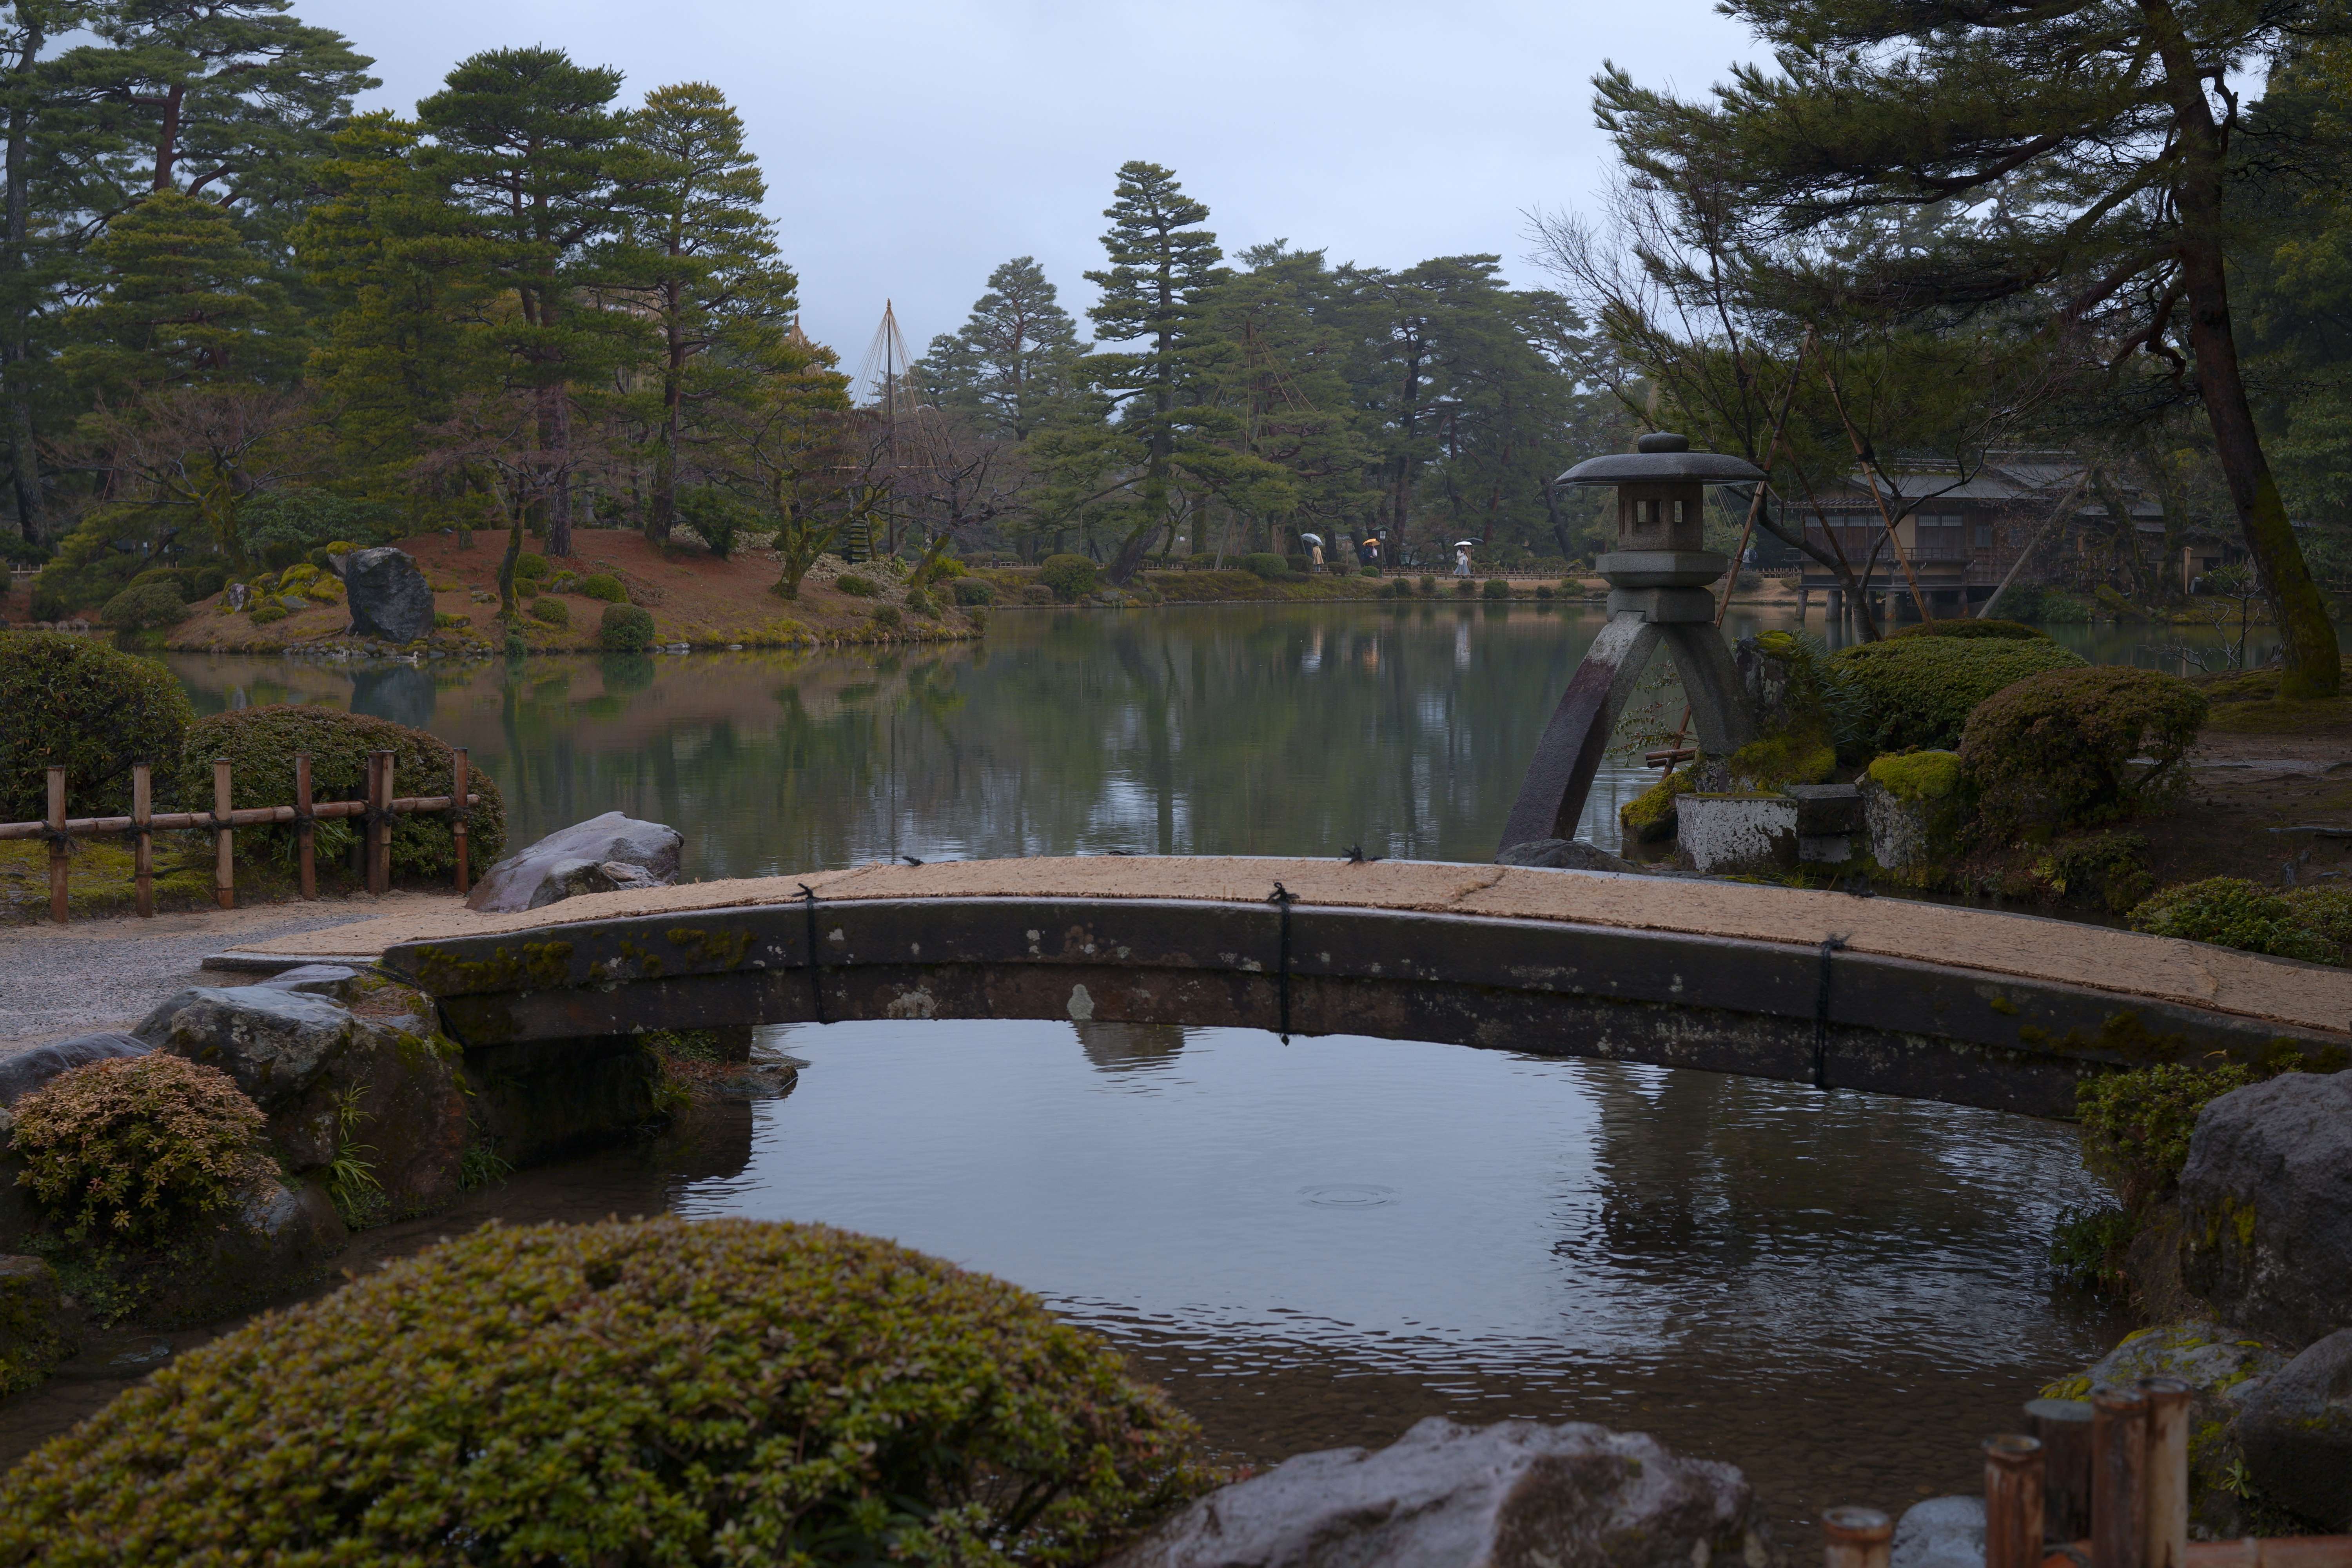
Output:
[{"left": 216, "top": 857, "right": 2352, "bottom": 1120}]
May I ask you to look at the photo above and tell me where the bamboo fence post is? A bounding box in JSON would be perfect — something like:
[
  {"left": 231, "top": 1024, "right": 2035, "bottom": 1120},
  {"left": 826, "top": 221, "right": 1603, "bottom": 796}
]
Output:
[
  {"left": 2030, "top": 1396, "right": 2097, "bottom": 1543},
  {"left": 1985, "top": 1434, "right": 2046, "bottom": 1568},
  {"left": 1824, "top": 1507, "right": 1893, "bottom": 1568},
  {"left": 45, "top": 765, "right": 67, "bottom": 924},
  {"left": 294, "top": 751, "right": 315, "bottom": 900},
  {"left": 212, "top": 757, "right": 234, "bottom": 910},
  {"left": 2092, "top": 1386, "right": 2151, "bottom": 1568},
  {"left": 451, "top": 747, "right": 470, "bottom": 895},
  {"left": 2141, "top": 1379, "right": 2192, "bottom": 1568},
  {"left": 132, "top": 762, "right": 153, "bottom": 917},
  {"left": 367, "top": 749, "right": 392, "bottom": 895}
]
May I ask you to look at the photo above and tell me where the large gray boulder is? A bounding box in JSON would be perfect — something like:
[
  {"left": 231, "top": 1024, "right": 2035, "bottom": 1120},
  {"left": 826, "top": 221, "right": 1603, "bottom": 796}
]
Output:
[
  {"left": 2178, "top": 1071, "right": 2352, "bottom": 1349},
  {"left": 1496, "top": 837, "right": 1638, "bottom": 873},
  {"left": 2236, "top": 1328, "right": 2352, "bottom": 1530},
  {"left": 1893, "top": 1496, "right": 1982, "bottom": 1568},
  {"left": 341, "top": 546, "right": 435, "bottom": 643},
  {"left": 135, "top": 979, "right": 467, "bottom": 1220},
  {"left": 0, "top": 1030, "right": 149, "bottom": 1107},
  {"left": 466, "top": 811, "right": 682, "bottom": 913},
  {"left": 1103, "top": 1416, "right": 1772, "bottom": 1568},
  {"left": 141, "top": 1177, "right": 348, "bottom": 1325}
]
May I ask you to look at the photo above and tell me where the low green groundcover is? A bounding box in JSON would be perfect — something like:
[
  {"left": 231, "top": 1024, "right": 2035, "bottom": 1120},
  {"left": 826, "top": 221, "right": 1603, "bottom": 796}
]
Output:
[
  {"left": 2129, "top": 876, "right": 2351, "bottom": 967},
  {"left": 0, "top": 1218, "right": 1214, "bottom": 1566}
]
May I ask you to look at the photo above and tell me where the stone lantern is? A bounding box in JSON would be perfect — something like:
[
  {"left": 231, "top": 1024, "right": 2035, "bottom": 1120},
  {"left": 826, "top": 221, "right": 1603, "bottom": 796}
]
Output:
[{"left": 1497, "top": 432, "right": 1765, "bottom": 857}]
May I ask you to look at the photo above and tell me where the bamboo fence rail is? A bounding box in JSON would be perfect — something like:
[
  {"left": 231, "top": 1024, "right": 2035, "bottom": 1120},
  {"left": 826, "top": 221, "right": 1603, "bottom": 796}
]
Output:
[{"left": 4, "top": 748, "right": 478, "bottom": 922}]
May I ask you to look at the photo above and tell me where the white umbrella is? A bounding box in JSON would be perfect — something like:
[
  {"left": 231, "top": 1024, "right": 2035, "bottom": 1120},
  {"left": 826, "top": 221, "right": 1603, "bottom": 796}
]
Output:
[
  {"left": 1299, "top": 533, "right": 1324, "bottom": 546},
  {"left": 1454, "top": 540, "right": 1477, "bottom": 548}
]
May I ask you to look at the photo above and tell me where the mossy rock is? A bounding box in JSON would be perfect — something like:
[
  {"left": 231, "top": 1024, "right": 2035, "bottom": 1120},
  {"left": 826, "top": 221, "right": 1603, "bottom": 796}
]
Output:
[
  {"left": 1621, "top": 767, "right": 1697, "bottom": 842},
  {"left": 0, "top": 1256, "right": 78, "bottom": 1396},
  {"left": 0, "top": 1218, "right": 1217, "bottom": 1563},
  {"left": 1720, "top": 731, "right": 1836, "bottom": 792},
  {"left": 1866, "top": 749, "right": 1962, "bottom": 803}
]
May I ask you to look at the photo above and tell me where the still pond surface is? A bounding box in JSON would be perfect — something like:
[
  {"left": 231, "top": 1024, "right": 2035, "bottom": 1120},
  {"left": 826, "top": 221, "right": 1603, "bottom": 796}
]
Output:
[{"left": 163, "top": 602, "right": 2205, "bottom": 1539}]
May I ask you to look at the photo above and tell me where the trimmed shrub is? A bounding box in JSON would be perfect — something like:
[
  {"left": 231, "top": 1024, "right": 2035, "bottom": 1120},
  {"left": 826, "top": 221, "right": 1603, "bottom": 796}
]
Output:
[
  {"left": 513, "top": 552, "right": 548, "bottom": 581},
  {"left": 175, "top": 704, "right": 506, "bottom": 880},
  {"left": 1038, "top": 553, "right": 1098, "bottom": 601},
  {"left": 1418, "top": 575, "right": 1436, "bottom": 594},
  {"left": 8, "top": 1054, "right": 269, "bottom": 1250},
  {"left": 1887, "top": 617, "right": 2048, "bottom": 641},
  {"left": 676, "top": 488, "right": 755, "bottom": 560},
  {"left": 98, "top": 578, "right": 186, "bottom": 630},
  {"left": 0, "top": 1219, "right": 1217, "bottom": 1564},
  {"left": 1284, "top": 553, "right": 1311, "bottom": 576},
  {"left": 904, "top": 586, "right": 937, "bottom": 618},
  {"left": 1238, "top": 552, "right": 1287, "bottom": 580},
  {"left": 2128, "top": 877, "right": 2348, "bottom": 966},
  {"left": 1830, "top": 634, "right": 2086, "bottom": 754},
  {"left": 599, "top": 603, "right": 656, "bottom": 653},
  {"left": 870, "top": 603, "right": 904, "bottom": 630},
  {"left": 952, "top": 577, "right": 994, "bottom": 606},
  {"left": 0, "top": 631, "right": 193, "bottom": 819},
  {"left": 529, "top": 595, "right": 568, "bottom": 627},
  {"left": 1453, "top": 578, "right": 1476, "bottom": 596},
  {"left": 1481, "top": 578, "right": 1510, "bottom": 600},
  {"left": 1533, "top": 584, "right": 1555, "bottom": 600},
  {"left": 579, "top": 572, "right": 628, "bottom": 604},
  {"left": 249, "top": 601, "right": 289, "bottom": 624},
  {"left": 833, "top": 572, "right": 879, "bottom": 597},
  {"left": 2077, "top": 1063, "right": 2256, "bottom": 1213},
  {"left": 1960, "top": 665, "right": 2206, "bottom": 838}
]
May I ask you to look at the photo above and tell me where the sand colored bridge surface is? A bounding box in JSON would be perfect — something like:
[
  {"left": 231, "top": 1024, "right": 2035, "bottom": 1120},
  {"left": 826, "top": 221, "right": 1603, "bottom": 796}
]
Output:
[{"left": 213, "top": 857, "right": 2351, "bottom": 1116}]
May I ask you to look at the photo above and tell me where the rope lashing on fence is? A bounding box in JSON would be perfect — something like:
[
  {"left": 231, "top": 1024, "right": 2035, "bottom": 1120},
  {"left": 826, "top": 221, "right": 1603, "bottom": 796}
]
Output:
[
  {"left": 797, "top": 882, "right": 829, "bottom": 1025},
  {"left": 1813, "top": 933, "right": 1849, "bottom": 1090},
  {"left": 1268, "top": 881, "right": 1299, "bottom": 1043}
]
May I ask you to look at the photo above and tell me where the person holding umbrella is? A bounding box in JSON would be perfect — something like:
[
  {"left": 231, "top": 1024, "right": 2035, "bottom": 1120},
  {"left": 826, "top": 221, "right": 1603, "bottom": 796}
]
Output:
[
  {"left": 1454, "top": 540, "right": 1475, "bottom": 579},
  {"left": 1301, "top": 532, "right": 1325, "bottom": 573}
]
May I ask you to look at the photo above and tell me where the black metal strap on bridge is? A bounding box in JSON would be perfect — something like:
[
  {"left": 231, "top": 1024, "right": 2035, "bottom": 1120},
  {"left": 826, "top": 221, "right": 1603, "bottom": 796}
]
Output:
[
  {"left": 1812, "top": 933, "right": 1848, "bottom": 1090},
  {"left": 1268, "top": 881, "right": 1298, "bottom": 1043},
  {"left": 797, "top": 882, "right": 829, "bottom": 1025}
]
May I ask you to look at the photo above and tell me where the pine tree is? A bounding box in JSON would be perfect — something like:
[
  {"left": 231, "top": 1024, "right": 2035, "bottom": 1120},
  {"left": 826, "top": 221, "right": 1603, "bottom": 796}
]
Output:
[
  {"left": 416, "top": 46, "right": 647, "bottom": 557},
  {"left": 918, "top": 256, "right": 1084, "bottom": 441},
  {"left": 611, "top": 80, "right": 797, "bottom": 545},
  {"left": 1594, "top": 0, "right": 2343, "bottom": 695},
  {"left": 60, "top": 186, "right": 291, "bottom": 393},
  {"left": 1082, "top": 160, "right": 1221, "bottom": 581}
]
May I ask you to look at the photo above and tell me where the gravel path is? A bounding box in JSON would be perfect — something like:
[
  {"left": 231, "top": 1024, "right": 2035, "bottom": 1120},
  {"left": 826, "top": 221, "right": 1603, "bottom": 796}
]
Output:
[{"left": 1, "top": 893, "right": 462, "bottom": 1052}]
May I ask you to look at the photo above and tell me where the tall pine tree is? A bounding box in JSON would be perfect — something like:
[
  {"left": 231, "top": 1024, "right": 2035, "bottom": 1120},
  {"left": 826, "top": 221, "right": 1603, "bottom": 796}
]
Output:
[{"left": 918, "top": 256, "right": 1084, "bottom": 442}]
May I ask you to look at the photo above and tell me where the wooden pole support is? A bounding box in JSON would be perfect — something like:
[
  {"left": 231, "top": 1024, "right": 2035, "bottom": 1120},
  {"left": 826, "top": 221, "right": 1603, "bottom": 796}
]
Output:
[
  {"left": 367, "top": 749, "right": 392, "bottom": 895},
  {"left": 1824, "top": 1507, "right": 1894, "bottom": 1568},
  {"left": 1986, "top": 1434, "right": 2047, "bottom": 1568},
  {"left": 212, "top": 757, "right": 234, "bottom": 910},
  {"left": 452, "top": 747, "right": 470, "bottom": 895},
  {"left": 294, "top": 751, "right": 316, "bottom": 900},
  {"left": 2141, "top": 1378, "right": 2192, "bottom": 1568},
  {"left": 2029, "top": 1398, "right": 2097, "bottom": 1543},
  {"left": 45, "top": 765, "right": 67, "bottom": 924},
  {"left": 132, "top": 762, "right": 153, "bottom": 917},
  {"left": 2093, "top": 1386, "right": 2151, "bottom": 1568}
]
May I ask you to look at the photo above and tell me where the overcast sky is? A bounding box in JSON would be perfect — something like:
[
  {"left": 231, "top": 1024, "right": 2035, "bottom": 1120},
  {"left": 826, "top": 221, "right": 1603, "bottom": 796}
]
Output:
[{"left": 298, "top": 0, "right": 1765, "bottom": 378}]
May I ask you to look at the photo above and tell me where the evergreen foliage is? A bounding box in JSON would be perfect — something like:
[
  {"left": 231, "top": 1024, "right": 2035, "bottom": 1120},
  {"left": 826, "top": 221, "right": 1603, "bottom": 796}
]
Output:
[
  {"left": 598, "top": 602, "right": 655, "bottom": 651},
  {"left": 1959, "top": 666, "right": 2206, "bottom": 838},
  {"left": 0, "top": 1218, "right": 1216, "bottom": 1566},
  {"left": 0, "top": 629, "right": 194, "bottom": 818},
  {"left": 1830, "top": 635, "right": 2086, "bottom": 754}
]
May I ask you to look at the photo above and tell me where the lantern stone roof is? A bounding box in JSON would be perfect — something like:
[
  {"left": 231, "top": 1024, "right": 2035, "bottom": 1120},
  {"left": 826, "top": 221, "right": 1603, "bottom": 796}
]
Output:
[{"left": 1557, "top": 431, "right": 1765, "bottom": 487}]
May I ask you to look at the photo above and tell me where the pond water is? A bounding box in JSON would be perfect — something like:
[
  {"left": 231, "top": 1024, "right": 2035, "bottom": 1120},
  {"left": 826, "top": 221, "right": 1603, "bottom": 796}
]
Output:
[{"left": 153, "top": 602, "right": 2180, "bottom": 1541}]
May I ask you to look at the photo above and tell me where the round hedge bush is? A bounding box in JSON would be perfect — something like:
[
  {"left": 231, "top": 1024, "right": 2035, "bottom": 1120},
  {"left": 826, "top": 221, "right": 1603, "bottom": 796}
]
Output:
[
  {"left": 1237, "top": 552, "right": 1286, "bottom": 581},
  {"left": 833, "top": 572, "right": 878, "bottom": 598},
  {"left": 513, "top": 552, "right": 548, "bottom": 581},
  {"left": 529, "top": 595, "right": 568, "bottom": 628},
  {"left": 1481, "top": 578, "right": 1510, "bottom": 600},
  {"left": 870, "top": 603, "right": 904, "bottom": 630},
  {"left": 175, "top": 704, "right": 505, "bottom": 881},
  {"left": 0, "top": 1218, "right": 1215, "bottom": 1565},
  {"left": 1829, "top": 634, "right": 2086, "bottom": 753},
  {"left": 951, "top": 577, "right": 994, "bottom": 606},
  {"left": 8, "top": 1054, "right": 268, "bottom": 1250},
  {"left": 1958, "top": 665, "right": 2205, "bottom": 838},
  {"left": 1038, "top": 553, "right": 1098, "bottom": 601},
  {"left": 1887, "top": 617, "right": 2048, "bottom": 641},
  {"left": 904, "top": 586, "right": 937, "bottom": 617},
  {"left": 0, "top": 630, "right": 193, "bottom": 819},
  {"left": 580, "top": 572, "right": 628, "bottom": 604},
  {"left": 599, "top": 603, "right": 656, "bottom": 652},
  {"left": 99, "top": 578, "right": 187, "bottom": 630},
  {"left": 2127, "top": 877, "right": 2349, "bottom": 966}
]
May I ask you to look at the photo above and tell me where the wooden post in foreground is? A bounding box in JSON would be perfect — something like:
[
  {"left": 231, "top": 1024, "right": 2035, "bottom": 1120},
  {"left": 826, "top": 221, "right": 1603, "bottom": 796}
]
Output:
[
  {"left": 2092, "top": 1386, "right": 2150, "bottom": 1568},
  {"left": 451, "top": 746, "right": 470, "bottom": 895},
  {"left": 2142, "top": 1379, "right": 2192, "bottom": 1568},
  {"left": 2029, "top": 1397, "right": 2096, "bottom": 1543},
  {"left": 367, "top": 749, "right": 392, "bottom": 895},
  {"left": 45, "top": 765, "right": 67, "bottom": 924},
  {"left": 1984, "top": 1434, "right": 2045, "bottom": 1568},
  {"left": 212, "top": 757, "right": 234, "bottom": 910},
  {"left": 1824, "top": 1507, "right": 1893, "bottom": 1568},
  {"left": 294, "top": 751, "right": 316, "bottom": 900},
  {"left": 132, "top": 762, "right": 153, "bottom": 917}
]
